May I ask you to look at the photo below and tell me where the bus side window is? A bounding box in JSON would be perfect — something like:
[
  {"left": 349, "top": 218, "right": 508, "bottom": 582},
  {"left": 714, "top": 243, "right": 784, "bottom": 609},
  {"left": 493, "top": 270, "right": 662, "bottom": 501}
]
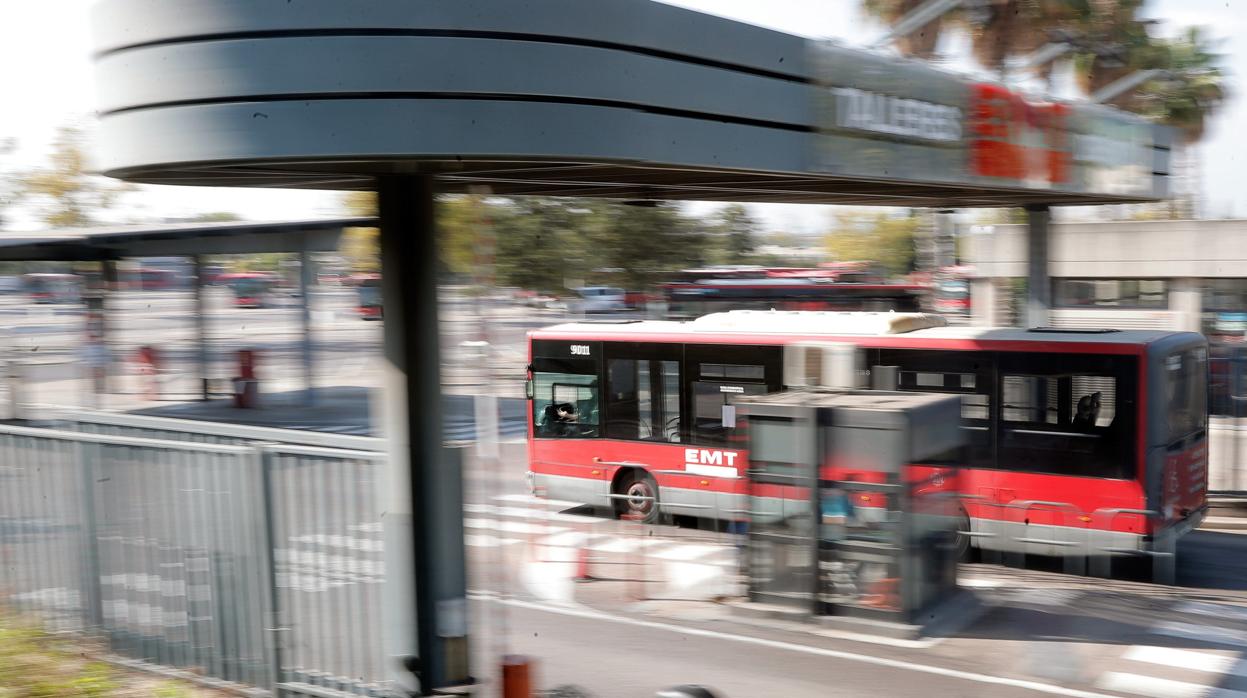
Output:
[
  {"left": 880, "top": 350, "right": 993, "bottom": 469},
  {"left": 996, "top": 353, "right": 1135, "bottom": 479}
]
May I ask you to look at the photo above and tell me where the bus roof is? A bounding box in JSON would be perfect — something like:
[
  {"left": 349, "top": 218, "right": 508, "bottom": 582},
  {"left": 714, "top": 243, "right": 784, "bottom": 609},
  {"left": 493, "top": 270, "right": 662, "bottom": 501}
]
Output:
[{"left": 530, "top": 310, "right": 1193, "bottom": 348}]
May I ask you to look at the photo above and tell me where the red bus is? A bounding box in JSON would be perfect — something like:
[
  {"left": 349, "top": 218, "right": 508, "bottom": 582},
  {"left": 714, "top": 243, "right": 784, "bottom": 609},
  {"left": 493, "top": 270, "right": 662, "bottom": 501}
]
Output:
[
  {"left": 217, "top": 272, "right": 277, "bottom": 308},
  {"left": 137, "top": 268, "right": 177, "bottom": 290},
  {"left": 661, "top": 278, "right": 927, "bottom": 319},
  {"left": 526, "top": 311, "right": 1208, "bottom": 558},
  {"left": 22, "top": 273, "right": 82, "bottom": 304},
  {"left": 350, "top": 273, "right": 383, "bottom": 320}
]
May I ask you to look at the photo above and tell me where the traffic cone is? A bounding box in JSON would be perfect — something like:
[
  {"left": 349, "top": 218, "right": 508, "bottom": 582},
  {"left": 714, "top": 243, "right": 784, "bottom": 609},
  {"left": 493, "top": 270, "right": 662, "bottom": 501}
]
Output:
[
  {"left": 501, "top": 655, "right": 533, "bottom": 698},
  {"left": 574, "top": 543, "right": 594, "bottom": 582}
]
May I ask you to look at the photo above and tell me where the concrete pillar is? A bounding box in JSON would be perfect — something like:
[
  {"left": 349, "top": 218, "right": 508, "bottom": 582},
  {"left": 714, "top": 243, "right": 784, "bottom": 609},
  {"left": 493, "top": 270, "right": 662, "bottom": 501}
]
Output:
[
  {"left": 1024, "top": 205, "right": 1051, "bottom": 328},
  {"left": 193, "top": 255, "right": 210, "bottom": 400},
  {"left": 377, "top": 176, "right": 469, "bottom": 695},
  {"left": 970, "top": 278, "right": 1000, "bottom": 327},
  {"left": 299, "top": 249, "right": 315, "bottom": 405},
  {"left": 1168, "top": 277, "right": 1203, "bottom": 333}
]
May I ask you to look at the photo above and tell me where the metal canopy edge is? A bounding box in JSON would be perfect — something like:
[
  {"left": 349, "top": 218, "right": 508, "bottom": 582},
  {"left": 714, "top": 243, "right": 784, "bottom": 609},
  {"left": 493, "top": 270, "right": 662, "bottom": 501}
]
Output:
[{"left": 91, "top": 0, "right": 1170, "bottom": 207}]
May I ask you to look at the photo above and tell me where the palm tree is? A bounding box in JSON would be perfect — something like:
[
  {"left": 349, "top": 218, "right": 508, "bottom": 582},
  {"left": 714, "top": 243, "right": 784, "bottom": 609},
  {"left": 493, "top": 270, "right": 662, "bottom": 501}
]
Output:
[
  {"left": 861, "top": 0, "right": 1226, "bottom": 217},
  {"left": 860, "top": 0, "right": 948, "bottom": 59}
]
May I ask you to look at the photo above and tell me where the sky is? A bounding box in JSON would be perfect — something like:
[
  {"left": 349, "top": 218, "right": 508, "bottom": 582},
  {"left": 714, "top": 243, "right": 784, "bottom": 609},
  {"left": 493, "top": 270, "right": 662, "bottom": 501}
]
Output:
[{"left": 0, "top": 0, "right": 1243, "bottom": 234}]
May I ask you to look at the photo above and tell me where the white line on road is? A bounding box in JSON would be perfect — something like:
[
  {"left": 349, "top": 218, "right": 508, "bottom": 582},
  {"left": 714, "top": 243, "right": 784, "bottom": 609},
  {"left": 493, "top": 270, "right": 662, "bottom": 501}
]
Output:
[
  {"left": 1123, "top": 645, "right": 1238, "bottom": 674},
  {"left": 463, "top": 518, "right": 568, "bottom": 535},
  {"left": 474, "top": 595, "right": 1125, "bottom": 698},
  {"left": 1154, "top": 621, "right": 1247, "bottom": 648},
  {"left": 1096, "top": 671, "right": 1243, "bottom": 698},
  {"left": 649, "top": 544, "right": 728, "bottom": 561},
  {"left": 464, "top": 534, "right": 524, "bottom": 548},
  {"left": 492, "top": 493, "right": 586, "bottom": 508},
  {"left": 1176, "top": 601, "right": 1247, "bottom": 624}
]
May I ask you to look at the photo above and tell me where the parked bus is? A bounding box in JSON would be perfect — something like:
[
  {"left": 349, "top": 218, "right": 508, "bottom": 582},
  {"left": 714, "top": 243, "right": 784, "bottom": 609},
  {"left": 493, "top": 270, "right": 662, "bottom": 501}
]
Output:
[
  {"left": 526, "top": 310, "right": 1208, "bottom": 558},
  {"left": 22, "top": 273, "right": 82, "bottom": 304},
  {"left": 661, "top": 278, "right": 927, "bottom": 319},
  {"left": 352, "top": 274, "right": 383, "bottom": 320},
  {"left": 137, "top": 267, "right": 177, "bottom": 290},
  {"left": 218, "top": 272, "right": 277, "bottom": 308}
]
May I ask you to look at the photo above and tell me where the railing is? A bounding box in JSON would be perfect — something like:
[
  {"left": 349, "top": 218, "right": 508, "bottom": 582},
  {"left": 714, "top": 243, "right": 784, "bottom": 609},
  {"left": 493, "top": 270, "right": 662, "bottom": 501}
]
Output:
[
  {"left": 0, "top": 423, "right": 389, "bottom": 697},
  {"left": 55, "top": 409, "right": 383, "bottom": 451}
]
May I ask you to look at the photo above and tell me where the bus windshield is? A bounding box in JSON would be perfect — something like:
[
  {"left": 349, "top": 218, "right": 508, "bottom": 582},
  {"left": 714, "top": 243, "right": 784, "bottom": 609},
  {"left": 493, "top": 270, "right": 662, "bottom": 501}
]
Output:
[
  {"left": 532, "top": 356, "right": 600, "bottom": 438},
  {"left": 229, "top": 278, "right": 271, "bottom": 297},
  {"left": 358, "top": 285, "right": 382, "bottom": 306}
]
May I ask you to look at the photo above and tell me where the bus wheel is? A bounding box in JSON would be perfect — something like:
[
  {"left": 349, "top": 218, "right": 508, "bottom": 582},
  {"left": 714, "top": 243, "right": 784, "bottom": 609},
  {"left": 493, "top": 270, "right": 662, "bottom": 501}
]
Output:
[
  {"left": 616, "top": 472, "right": 661, "bottom": 525},
  {"left": 957, "top": 509, "right": 975, "bottom": 562}
]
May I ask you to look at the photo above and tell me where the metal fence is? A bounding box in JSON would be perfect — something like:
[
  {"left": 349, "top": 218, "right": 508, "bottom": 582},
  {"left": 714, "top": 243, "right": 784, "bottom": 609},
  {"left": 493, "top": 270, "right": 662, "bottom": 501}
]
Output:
[
  {"left": 0, "top": 423, "right": 389, "bottom": 697},
  {"left": 58, "top": 409, "right": 383, "bottom": 451}
]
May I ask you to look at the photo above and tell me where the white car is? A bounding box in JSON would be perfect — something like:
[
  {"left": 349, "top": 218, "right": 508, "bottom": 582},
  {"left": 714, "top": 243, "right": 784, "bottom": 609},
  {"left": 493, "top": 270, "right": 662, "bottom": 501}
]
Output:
[{"left": 576, "top": 286, "right": 627, "bottom": 313}]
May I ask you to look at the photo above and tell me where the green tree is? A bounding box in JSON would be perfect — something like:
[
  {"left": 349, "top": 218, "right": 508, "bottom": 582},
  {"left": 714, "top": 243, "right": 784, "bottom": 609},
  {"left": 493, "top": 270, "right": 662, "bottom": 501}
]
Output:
[
  {"left": 584, "top": 201, "right": 710, "bottom": 289},
  {"left": 338, "top": 190, "right": 495, "bottom": 276},
  {"left": 20, "top": 125, "right": 131, "bottom": 228},
  {"left": 188, "top": 211, "right": 242, "bottom": 223},
  {"left": 493, "top": 198, "right": 585, "bottom": 292},
  {"left": 711, "top": 203, "right": 759, "bottom": 264},
  {"left": 824, "top": 210, "right": 918, "bottom": 277},
  {"left": 861, "top": 0, "right": 946, "bottom": 59},
  {"left": 864, "top": 0, "right": 1227, "bottom": 131}
]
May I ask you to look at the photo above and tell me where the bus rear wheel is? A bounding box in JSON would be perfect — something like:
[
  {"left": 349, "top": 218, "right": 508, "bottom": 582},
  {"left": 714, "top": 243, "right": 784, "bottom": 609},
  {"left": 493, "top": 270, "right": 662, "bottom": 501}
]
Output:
[{"left": 615, "top": 471, "right": 661, "bottom": 525}]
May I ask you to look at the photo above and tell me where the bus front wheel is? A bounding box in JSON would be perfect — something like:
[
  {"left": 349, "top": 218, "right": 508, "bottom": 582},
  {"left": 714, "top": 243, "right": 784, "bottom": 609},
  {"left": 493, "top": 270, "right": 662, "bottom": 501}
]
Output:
[{"left": 615, "top": 471, "right": 661, "bottom": 525}]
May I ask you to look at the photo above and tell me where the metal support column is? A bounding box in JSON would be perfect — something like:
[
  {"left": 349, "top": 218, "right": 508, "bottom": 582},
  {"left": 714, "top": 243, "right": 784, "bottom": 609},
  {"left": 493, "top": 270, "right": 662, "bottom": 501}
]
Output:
[
  {"left": 299, "top": 249, "right": 315, "bottom": 406},
  {"left": 193, "top": 255, "right": 210, "bottom": 400},
  {"left": 1024, "top": 204, "right": 1051, "bottom": 328},
  {"left": 100, "top": 260, "right": 119, "bottom": 401},
  {"left": 377, "top": 176, "right": 469, "bottom": 695}
]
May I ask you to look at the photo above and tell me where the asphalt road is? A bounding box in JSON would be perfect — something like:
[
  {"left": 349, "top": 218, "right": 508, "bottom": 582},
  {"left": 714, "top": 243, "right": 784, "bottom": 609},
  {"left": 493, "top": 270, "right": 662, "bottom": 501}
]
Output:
[{"left": 13, "top": 288, "right": 1247, "bottom": 697}]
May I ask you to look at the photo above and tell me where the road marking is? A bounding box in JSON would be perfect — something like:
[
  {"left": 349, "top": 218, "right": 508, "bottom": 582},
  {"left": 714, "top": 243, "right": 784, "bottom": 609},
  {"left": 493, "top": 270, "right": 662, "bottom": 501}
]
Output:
[
  {"left": 464, "top": 534, "right": 524, "bottom": 548},
  {"left": 590, "top": 537, "right": 643, "bottom": 553},
  {"left": 1096, "top": 672, "right": 1206, "bottom": 698},
  {"left": 1154, "top": 621, "right": 1247, "bottom": 648},
  {"left": 463, "top": 518, "right": 568, "bottom": 535},
  {"left": 463, "top": 503, "right": 600, "bottom": 524},
  {"left": 1176, "top": 601, "right": 1247, "bottom": 623},
  {"left": 476, "top": 595, "right": 1123, "bottom": 698},
  {"left": 1123, "top": 646, "right": 1238, "bottom": 674},
  {"left": 493, "top": 493, "right": 585, "bottom": 508},
  {"left": 650, "top": 544, "right": 727, "bottom": 561},
  {"left": 960, "top": 576, "right": 1007, "bottom": 588}
]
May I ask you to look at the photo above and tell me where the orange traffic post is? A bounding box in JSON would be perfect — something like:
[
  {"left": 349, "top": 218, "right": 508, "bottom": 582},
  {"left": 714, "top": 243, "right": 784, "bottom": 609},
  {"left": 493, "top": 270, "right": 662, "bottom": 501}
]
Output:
[{"left": 501, "top": 654, "right": 533, "bottom": 698}]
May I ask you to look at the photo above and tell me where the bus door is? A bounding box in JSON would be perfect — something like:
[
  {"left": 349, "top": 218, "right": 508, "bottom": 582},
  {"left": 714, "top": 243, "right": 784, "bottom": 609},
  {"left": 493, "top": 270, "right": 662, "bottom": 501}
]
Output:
[
  {"left": 599, "top": 342, "right": 686, "bottom": 520},
  {"left": 683, "top": 344, "right": 781, "bottom": 452}
]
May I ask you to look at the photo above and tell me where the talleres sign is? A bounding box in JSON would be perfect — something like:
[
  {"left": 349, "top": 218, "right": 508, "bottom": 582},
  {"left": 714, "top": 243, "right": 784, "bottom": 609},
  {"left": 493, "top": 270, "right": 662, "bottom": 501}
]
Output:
[{"left": 811, "top": 42, "right": 1159, "bottom": 199}]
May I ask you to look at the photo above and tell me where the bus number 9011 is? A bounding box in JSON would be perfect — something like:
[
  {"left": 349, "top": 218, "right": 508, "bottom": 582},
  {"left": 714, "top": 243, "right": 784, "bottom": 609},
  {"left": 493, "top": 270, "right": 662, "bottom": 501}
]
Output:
[{"left": 570, "top": 344, "right": 591, "bottom": 356}]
